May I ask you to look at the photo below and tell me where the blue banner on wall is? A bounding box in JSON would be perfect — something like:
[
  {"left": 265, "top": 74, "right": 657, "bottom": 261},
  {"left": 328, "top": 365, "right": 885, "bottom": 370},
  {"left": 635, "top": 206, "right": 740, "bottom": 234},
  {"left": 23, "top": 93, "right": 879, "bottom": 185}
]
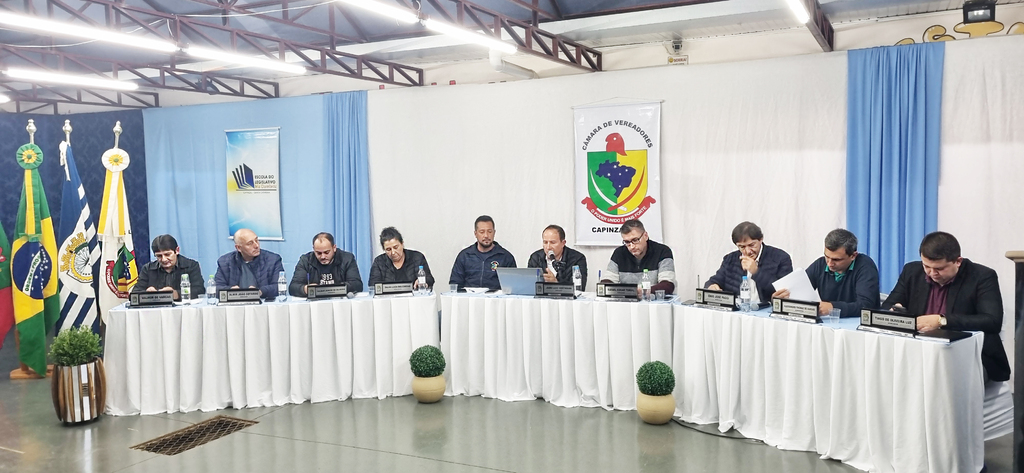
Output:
[{"left": 225, "top": 128, "right": 282, "bottom": 240}]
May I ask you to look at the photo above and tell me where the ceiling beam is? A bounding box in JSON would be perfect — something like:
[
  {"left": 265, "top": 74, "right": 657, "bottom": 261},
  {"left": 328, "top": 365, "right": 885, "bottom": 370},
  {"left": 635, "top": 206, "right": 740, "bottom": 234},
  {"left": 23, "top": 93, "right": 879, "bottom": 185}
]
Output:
[
  {"left": 0, "top": 45, "right": 281, "bottom": 99},
  {"left": 805, "top": 0, "right": 834, "bottom": 52},
  {"left": 0, "top": 81, "right": 160, "bottom": 111},
  {"left": 499, "top": 0, "right": 560, "bottom": 21}
]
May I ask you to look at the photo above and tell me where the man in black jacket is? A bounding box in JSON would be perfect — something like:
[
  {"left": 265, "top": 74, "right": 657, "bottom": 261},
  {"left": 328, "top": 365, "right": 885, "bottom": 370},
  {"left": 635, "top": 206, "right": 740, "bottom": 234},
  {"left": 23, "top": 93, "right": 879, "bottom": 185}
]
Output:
[
  {"left": 527, "top": 224, "right": 587, "bottom": 288},
  {"left": 449, "top": 215, "right": 516, "bottom": 291},
  {"left": 369, "top": 226, "right": 434, "bottom": 289},
  {"left": 882, "top": 231, "right": 1010, "bottom": 382},
  {"left": 289, "top": 232, "right": 363, "bottom": 296},
  {"left": 706, "top": 221, "right": 793, "bottom": 303},
  {"left": 773, "top": 229, "right": 879, "bottom": 317},
  {"left": 134, "top": 234, "right": 204, "bottom": 300}
]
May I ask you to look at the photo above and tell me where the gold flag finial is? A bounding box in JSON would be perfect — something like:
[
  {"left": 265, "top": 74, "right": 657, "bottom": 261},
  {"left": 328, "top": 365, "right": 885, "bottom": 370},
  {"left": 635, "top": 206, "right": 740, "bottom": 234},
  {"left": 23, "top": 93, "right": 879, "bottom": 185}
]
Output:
[
  {"left": 113, "top": 120, "right": 122, "bottom": 148},
  {"left": 26, "top": 119, "right": 36, "bottom": 144}
]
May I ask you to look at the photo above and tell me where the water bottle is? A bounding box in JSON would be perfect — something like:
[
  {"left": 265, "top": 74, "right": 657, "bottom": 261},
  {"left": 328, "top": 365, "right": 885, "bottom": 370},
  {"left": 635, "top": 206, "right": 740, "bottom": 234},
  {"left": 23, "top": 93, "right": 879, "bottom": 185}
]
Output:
[
  {"left": 641, "top": 269, "right": 652, "bottom": 301},
  {"left": 739, "top": 276, "right": 751, "bottom": 312},
  {"left": 277, "top": 271, "right": 288, "bottom": 302},
  {"left": 416, "top": 265, "right": 427, "bottom": 295},
  {"left": 180, "top": 274, "right": 191, "bottom": 303},
  {"left": 206, "top": 274, "right": 216, "bottom": 304},
  {"left": 572, "top": 265, "right": 583, "bottom": 293}
]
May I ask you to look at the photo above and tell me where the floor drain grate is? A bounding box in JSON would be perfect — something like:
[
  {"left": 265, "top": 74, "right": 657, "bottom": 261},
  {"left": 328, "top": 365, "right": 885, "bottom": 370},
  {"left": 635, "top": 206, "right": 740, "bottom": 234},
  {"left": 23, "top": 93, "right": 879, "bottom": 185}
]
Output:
[{"left": 131, "top": 415, "right": 258, "bottom": 456}]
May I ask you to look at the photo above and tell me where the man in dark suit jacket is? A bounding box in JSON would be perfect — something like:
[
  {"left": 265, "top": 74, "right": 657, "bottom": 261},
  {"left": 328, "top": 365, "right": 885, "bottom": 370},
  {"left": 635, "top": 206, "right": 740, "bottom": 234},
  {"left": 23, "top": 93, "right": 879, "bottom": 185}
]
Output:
[
  {"left": 706, "top": 221, "right": 793, "bottom": 302},
  {"left": 882, "top": 231, "right": 1010, "bottom": 382}
]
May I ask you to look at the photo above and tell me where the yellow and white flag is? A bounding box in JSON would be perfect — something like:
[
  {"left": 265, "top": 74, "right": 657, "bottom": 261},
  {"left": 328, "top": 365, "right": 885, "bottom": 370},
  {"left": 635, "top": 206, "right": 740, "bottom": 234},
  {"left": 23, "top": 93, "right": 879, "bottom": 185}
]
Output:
[{"left": 97, "top": 146, "right": 137, "bottom": 320}]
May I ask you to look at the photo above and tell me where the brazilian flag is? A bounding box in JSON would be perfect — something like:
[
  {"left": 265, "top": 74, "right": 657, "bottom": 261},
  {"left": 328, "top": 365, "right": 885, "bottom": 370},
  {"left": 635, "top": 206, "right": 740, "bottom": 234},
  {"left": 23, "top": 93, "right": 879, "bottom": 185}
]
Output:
[{"left": 11, "top": 143, "right": 59, "bottom": 375}]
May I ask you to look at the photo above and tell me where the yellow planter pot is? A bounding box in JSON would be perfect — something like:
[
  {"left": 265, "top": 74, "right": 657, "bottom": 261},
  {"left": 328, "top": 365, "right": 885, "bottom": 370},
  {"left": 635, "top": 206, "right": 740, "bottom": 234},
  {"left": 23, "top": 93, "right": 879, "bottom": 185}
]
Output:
[
  {"left": 636, "top": 392, "right": 675, "bottom": 425},
  {"left": 411, "top": 375, "right": 446, "bottom": 403}
]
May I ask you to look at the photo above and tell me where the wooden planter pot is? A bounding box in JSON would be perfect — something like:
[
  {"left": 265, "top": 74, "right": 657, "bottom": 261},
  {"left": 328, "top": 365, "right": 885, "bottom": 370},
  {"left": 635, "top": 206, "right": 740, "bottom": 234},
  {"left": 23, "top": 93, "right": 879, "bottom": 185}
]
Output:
[
  {"left": 52, "top": 358, "right": 106, "bottom": 423},
  {"left": 411, "top": 375, "right": 445, "bottom": 403},
  {"left": 636, "top": 392, "right": 675, "bottom": 425}
]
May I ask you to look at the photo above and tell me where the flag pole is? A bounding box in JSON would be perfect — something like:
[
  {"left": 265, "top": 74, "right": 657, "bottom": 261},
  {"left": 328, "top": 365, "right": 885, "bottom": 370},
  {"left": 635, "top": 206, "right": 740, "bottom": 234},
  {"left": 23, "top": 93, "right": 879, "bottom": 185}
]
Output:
[{"left": 9, "top": 119, "right": 48, "bottom": 380}]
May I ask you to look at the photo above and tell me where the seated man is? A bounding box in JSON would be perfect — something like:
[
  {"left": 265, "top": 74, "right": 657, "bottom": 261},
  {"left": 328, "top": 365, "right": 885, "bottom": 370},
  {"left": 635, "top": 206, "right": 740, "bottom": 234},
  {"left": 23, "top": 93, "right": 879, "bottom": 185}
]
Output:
[
  {"left": 289, "top": 232, "right": 363, "bottom": 296},
  {"left": 369, "top": 226, "right": 435, "bottom": 289},
  {"left": 603, "top": 219, "right": 675, "bottom": 294},
  {"left": 134, "top": 234, "right": 204, "bottom": 300},
  {"left": 706, "top": 221, "right": 792, "bottom": 304},
  {"left": 882, "top": 231, "right": 1010, "bottom": 382},
  {"left": 449, "top": 215, "right": 516, "bottom": 291},
  {"left": 215, "top": 228, "right": 284, "bottom": 300},
  {"left": 527, "top": 224, "right": 587, "bottom": 288},
  {"left": 773, "top": 229, "right": 879, "bottom": 316}
]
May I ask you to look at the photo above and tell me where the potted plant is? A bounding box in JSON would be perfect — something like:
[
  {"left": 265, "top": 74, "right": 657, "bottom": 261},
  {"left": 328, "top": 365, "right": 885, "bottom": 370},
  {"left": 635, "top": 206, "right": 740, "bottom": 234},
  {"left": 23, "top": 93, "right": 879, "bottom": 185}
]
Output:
[
  {"left": 49, "top": 326, "right": 106, "bottom": 423},
  {"left": 636, "top": 360, "right": 675, "bottom": 425},
  {"left": 409, "top": 345, "right": 446, "bottom": 403}
]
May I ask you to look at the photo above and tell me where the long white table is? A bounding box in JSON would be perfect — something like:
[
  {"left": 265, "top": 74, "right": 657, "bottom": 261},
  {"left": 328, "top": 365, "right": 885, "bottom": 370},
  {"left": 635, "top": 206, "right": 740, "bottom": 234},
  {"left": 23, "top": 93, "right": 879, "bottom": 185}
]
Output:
[
  {"left": 440, "top": 294, "right": 673, "bottom": 410},
  {"left": 104, "top": 295, "right": 440, "bottom": 416},
  {"left": 673, "top": 304, "right": 985, "bottom": 473}
]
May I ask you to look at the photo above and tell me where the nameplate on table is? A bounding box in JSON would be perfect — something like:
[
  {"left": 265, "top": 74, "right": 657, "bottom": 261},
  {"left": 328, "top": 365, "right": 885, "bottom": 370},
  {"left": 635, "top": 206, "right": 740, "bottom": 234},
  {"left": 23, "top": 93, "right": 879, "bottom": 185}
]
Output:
[
  {"left": 597, "top": 283, "right": 639, "bottom": 300},
  {"left": 129, "top": 290, "right": 174, "bottom": 308},
  {"left": 694, "top": 288, "right": 737, "bottom": 311},
  {"left": 308, "top": 284, "right": 348, "bottom": 300},
  {"left": 218, "top": 288, "right": 262, "bottom": 305},
  {"left": 770, "top": 298, "right": 820, "bottom": 324},
  {"left": 535, "top": 282, "right": 575, "bottom": 299},
  {"left": 857, "top": 309, "right": 916, "bottom": 338},
  {"left": 374, "top": 282, "right": 412, "bottom": 296}
]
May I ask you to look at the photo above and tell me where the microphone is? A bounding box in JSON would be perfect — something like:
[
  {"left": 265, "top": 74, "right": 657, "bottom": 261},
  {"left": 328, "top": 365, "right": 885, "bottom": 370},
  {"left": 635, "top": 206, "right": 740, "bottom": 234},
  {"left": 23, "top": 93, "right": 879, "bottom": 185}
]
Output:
[{"left": 546, "top": 250, "right": 558, "bottom": 278}]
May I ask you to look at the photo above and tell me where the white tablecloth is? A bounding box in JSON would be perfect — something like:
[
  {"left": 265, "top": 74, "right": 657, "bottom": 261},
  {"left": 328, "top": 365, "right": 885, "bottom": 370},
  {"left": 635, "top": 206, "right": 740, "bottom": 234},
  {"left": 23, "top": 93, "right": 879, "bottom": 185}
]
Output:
[
  {"left": 672, "top": 305, "right": 985, "bottom": 473},
  {"left": 104, "top": 295, "right": 440, "bottom": 416},
  {"left": 440, "top": 294, "right": 673, "bottom": 410}
]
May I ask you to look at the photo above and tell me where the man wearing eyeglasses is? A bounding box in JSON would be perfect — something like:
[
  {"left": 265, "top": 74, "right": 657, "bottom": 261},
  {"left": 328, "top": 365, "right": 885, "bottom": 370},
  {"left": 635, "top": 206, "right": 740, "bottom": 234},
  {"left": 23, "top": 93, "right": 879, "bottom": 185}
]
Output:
[
  {"left": 214, "top": 228, "right": 285, "bottom": 300},
  {"left": 603, "top": 219, "right": 675, "bottom": 294},
  {"left": 705, "top": 221, "right": 792, "bottom": 306},
  {"left": 772, "top": 229, "right": 879, "bottom": 316}
]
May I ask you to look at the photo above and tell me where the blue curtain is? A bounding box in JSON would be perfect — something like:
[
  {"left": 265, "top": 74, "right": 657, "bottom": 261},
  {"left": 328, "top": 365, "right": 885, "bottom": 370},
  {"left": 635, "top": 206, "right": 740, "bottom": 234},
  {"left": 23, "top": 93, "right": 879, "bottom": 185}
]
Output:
[
  {"left": 144, "top": 92, "right": 372, "bottom": 287},
  {"left": 325, "top": 92, "right": 373, "bottom": 284},
  {"left": 847, "top": 42, "right": 943, "bottom": 292}
]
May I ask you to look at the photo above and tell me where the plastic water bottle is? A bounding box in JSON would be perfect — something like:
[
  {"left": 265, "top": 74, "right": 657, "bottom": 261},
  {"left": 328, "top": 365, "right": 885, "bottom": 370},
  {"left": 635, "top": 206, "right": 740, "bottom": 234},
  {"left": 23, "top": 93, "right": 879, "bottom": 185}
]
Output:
[
  {"left": 277, "top": 271, "right": 288, "bottom": 302},
  {"left": 641, "top": 269, "right": 652, "bottom": 301},
  {"left": 416, "top": 265, "right": 427, "bottom": 295},
  {"left": 180, "top": 274, "right": 191, "bottom": 303},
  {"left": 206, "top": 274, "right": 216, "bottom": 304},
  {"left": 572, "top": 265, "right": 583, "bottom": 293},
  {"left": 739, "top": 276, "right": 751, "bottom": 312}
]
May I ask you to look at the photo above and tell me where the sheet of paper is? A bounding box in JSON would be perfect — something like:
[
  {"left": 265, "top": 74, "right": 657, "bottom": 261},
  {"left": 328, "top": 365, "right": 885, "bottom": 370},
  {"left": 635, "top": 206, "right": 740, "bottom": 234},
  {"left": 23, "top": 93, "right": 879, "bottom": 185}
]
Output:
[{"left": 772, "top": 268, "right": 820, "bottom": 302}]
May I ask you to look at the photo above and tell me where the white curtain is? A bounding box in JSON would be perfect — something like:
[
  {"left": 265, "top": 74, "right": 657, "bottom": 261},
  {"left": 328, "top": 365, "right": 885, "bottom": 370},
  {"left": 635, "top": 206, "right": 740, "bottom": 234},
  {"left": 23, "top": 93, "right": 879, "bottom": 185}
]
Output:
[
  {"left": 939, "top": 35, "right": 1024, "bottom": 369},
  {"left": 367, "top": 52, "right": 848, "bottom": 293}
]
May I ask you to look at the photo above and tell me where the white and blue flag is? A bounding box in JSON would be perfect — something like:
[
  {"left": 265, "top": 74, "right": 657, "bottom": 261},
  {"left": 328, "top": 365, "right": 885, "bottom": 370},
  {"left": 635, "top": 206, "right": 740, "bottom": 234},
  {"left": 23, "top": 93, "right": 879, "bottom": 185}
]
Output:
[{"left": 56, "top": 141, "right": 100, "bottom": 332}]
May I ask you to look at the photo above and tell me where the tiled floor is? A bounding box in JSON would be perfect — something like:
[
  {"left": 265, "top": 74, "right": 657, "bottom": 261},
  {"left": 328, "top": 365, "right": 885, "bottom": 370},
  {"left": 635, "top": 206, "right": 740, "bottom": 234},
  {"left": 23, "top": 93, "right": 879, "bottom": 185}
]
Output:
[{"left": 0, "top": 331, "right": 1011, "bottom": 473}]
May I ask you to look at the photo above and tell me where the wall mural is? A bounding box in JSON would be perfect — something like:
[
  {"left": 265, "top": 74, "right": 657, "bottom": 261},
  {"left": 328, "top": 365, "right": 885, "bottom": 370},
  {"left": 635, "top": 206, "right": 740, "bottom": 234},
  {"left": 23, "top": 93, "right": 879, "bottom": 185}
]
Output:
[{"left": 896, "top": 20, "right": 1024, "bottom": 45}]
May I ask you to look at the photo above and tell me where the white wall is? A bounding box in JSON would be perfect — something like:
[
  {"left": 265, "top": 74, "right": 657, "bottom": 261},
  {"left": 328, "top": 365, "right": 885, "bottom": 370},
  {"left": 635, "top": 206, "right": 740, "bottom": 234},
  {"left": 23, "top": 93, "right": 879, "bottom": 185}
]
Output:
[
  {"left": 366, "top": 52, "right": 848, "bottom": 293},
  {"left": 939, "top": 35, "right": 1024, "bottom": 368}
]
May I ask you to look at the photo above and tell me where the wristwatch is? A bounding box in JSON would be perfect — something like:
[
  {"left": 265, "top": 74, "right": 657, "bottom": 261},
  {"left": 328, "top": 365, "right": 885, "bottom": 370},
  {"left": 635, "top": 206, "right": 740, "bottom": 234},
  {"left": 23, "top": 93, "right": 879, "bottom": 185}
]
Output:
[{"left": 939, "top": 315, "right": 947, "bottom": 328}]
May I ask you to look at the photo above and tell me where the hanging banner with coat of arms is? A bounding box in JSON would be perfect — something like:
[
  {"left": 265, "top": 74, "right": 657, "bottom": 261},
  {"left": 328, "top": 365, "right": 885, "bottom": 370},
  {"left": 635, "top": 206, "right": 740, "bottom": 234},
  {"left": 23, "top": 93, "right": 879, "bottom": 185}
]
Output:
[
  {"left": 573, "top": 102, "right": 663, "bottom": 246},
  {"left": 226, "top": 128, "right": 283, "bottom": 240}
]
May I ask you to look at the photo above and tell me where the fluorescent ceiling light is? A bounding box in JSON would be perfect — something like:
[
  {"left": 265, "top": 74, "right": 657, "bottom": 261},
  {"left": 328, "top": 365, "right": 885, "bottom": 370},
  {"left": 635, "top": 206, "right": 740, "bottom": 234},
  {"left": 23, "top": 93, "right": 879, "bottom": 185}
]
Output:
[
  {"left": 336, "top": 0, "right": 419, "bottom": 24},
  {"left": 784, "top": 0, "right": 810, "bottom": 24},
  {"left": 0, "top": 94, "right": 10, "bottom": 104},
  {"left": 185, "top": 46, "right": 307, "bottom": 75},
  {"left": 423, "top": 19, "right": 517, "bottom": 55},
  {"left": 5, "top": 67, "right": 139, "bottom": 91},
  {"left": 0, "top": 11, "right": 178, "bottom": 53}
]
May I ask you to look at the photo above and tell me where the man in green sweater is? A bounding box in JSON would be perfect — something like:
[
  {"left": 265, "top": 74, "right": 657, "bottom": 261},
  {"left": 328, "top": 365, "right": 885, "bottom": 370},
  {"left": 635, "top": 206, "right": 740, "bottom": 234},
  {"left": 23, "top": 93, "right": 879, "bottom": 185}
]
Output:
[{"left": 773, "top": 229, "right": 879, "bottom": 317}]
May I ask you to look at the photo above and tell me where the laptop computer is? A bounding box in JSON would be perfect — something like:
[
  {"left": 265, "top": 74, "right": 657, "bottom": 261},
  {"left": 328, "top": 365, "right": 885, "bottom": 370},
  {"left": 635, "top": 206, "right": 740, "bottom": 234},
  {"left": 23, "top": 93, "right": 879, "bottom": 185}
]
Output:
[{"left": 496, "top": 268, "right": 542, "bottom": 296}]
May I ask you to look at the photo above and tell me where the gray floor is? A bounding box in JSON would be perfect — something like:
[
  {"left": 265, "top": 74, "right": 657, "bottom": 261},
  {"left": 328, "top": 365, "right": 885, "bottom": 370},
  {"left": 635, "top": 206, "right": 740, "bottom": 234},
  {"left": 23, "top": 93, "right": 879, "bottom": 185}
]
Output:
[{"left": 0, "top": 330, "right": 1012, "bottom": 473}]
